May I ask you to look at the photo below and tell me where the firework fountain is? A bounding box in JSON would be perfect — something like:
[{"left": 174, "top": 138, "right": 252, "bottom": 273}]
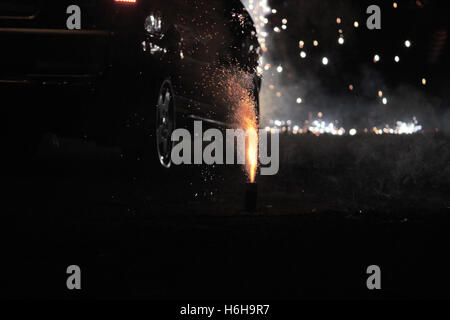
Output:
[{"left": 242, "top": 0, "right": 272, "bottom": 211}]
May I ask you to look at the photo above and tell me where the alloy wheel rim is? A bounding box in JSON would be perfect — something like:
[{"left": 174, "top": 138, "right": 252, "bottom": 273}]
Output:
[{"left": 156, "top": 83, "right": 174, "bottom": 168}]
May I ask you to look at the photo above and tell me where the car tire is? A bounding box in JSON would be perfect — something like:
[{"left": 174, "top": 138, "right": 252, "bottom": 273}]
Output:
[{"left": 155, "top": 79, "right": 176, "bottom": 169}]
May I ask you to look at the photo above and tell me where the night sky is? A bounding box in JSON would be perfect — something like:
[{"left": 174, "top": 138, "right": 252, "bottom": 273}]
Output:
[{"left": 253, "top": 0, "right": 449, "bottom": 131}]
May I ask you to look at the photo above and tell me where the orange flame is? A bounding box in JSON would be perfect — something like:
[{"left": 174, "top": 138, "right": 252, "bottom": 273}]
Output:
[
  {"left": 247, "top": 127, "right": 258, "bottom": 183},
  {"left": 238, "top": 89, "right": 259, "bottom": 183},
  {"left": 234, "top": 81, "right": 259, "bottom": 183}
]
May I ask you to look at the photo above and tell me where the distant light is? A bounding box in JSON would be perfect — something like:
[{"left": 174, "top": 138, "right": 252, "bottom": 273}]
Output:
[
  {"left": 354, "top": 21, "right": 359, "bottom": 28},
  {"left": 336, "top": 17, "right": 342, "bottom": 24},
  {"left": 272, "top": 9, "right": 277, "bottom": 14},
  {"left": 256, "top": 66, "right": 263, "bottom": 75},
  {"left": 394, "top": 56, "right": 400, "bottom": 62},
  {"left": 276, "top": 92, "right": 281, "bottom": 97},
  {"left": 299, "top": 40, "right": 304, "bottom": 48},
  {"left": 300, "top": 51, "right": 307, "bottom": 58},
  {"left": 404, "top": 40, "right": 411, "bottom": 48},
  {"left": 393, "top": 2, "right": 398, "bottom": 8},
  {"left": 313, "top": 40, "right": 319, "bottom": 47},
  {"left": 277, "top": 65, "right": 283, "bottom": 72},
  {"left": 318, "top": 112, "right": 323, "bottom": 118},
  {"left": 382, "top": 97, "right": 388, "bottom": 105},
  {"left": 274, "top": 26, "right": 280, "bottom": 32},
  {"left": 378, "top": 90, "right": 383, "bottom": 97},
  {"left": 281, "top": 25, "right": 287, "bottom": 30},
  {"left": 422, "top": 78, "right": 427, "bottom": 85},
  {"left": 374, "top": 54, "right": 380, "bottom": 63},
  {"left": 296, "top": 97, "right": 303, "bottom": 104},
  {"left": 282, "top": 18, "right": 287, "bottom": 24},
  {"left": 322, "top": 57, "right": 329, "bottom": 65},
  {"left": 349, "top": 84, "right": 354, "bottom": 91},
  {"left": 349, "top": 129, "right": 357, "bottom": 136},
  {"left": 338, "top": 37, "right": 344, "bottom": 45}
]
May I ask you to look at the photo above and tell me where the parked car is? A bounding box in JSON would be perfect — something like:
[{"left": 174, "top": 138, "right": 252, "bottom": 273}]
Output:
[{"left": 0, "top": 0, "right": 261, "bottom": 169}]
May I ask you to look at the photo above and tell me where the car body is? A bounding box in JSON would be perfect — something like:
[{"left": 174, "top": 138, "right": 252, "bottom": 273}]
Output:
[{"left": 1, "top": 0, "right": 261, "bottom": 168}]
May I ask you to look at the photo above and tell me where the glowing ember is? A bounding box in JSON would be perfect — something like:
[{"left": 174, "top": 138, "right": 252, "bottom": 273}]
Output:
[{"left": 205, "top": 66, "right": 259, "bottom": 183}]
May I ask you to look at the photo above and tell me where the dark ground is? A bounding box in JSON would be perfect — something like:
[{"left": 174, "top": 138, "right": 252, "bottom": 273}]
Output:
[{"left": 1, "top": 134, "right": 450, "bottom": 300}]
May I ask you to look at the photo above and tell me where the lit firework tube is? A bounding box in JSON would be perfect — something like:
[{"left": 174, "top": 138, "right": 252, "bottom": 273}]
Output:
[{"left": 245, "top": 182, "right": 258, "bottom": 212}]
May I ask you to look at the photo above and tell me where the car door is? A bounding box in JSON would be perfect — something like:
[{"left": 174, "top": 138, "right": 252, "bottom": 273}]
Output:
[{"left": 172, "top": 0, "right": 234, "bottom": 126}]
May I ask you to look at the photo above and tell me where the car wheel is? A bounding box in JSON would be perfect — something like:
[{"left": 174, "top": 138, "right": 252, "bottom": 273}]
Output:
[{"left": 156, "top": 79, "right": 175, "bottom": 169}]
